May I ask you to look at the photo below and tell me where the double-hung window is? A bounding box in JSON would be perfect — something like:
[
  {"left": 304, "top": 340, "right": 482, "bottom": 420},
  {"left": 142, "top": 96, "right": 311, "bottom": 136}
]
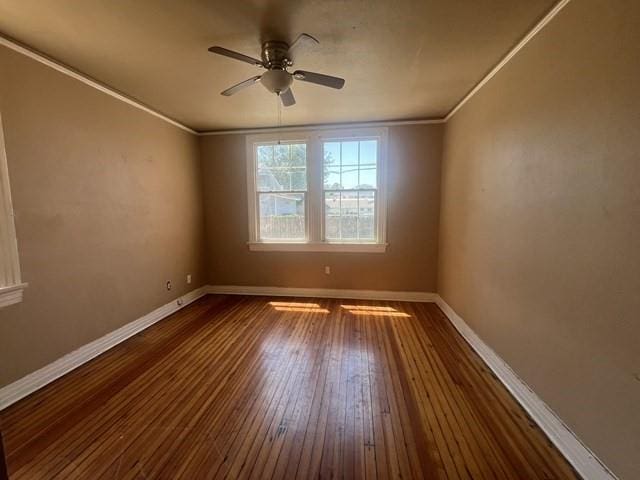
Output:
[
  {"left": 247, "top": 127, "right": 387, "bottom": 252},
  {"left": 255, "top": 141, "right": 308, "bottom": 242}
]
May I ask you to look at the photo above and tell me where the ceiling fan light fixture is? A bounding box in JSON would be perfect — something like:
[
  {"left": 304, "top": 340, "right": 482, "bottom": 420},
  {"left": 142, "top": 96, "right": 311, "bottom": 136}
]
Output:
[{"left": 260, "top": 69, "right": 293, "bottom": 94}]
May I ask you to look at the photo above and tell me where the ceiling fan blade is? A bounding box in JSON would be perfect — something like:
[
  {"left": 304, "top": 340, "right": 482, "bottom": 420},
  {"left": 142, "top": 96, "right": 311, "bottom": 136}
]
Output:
[
  {"left": 280, "top": 88, "right": 296, "bottom": 107},
  {"left": 288, "top": 33, "right": 319, "bottom": 54},
  {"left": 220, "top": 76, "right": 262, "bottom": 96},
  {"left": 208, "top": 46, "right": 263, "bottom": 67},
  {"left": 293, "top": 70, "right": 345, "bottom": 89}
]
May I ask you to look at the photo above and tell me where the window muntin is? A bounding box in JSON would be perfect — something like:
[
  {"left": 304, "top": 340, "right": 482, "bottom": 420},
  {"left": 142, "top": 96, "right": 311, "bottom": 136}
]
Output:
[
  {"left": 255, "top": 142, "right": 307, "bottom": 241},
  {"left": 323, "top": 139, "right": 379, "bottom": 242}
]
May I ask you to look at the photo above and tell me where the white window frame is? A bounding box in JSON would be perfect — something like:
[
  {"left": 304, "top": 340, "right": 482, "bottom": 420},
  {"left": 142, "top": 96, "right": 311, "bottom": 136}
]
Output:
[
  {"left": 0, "top": 113, "right": 26, "bottom": 307},
  {"left": 246, "top": 127, "right": 388, "bottom": 253}
]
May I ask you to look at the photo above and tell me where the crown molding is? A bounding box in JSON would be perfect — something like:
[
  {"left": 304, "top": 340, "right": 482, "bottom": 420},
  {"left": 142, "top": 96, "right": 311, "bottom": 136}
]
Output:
[
  {"left": 444, "top": 0, "right": 572, "bottom": 121},
  {"left": 198, "top": 118, "right": 445, "bottom": 136},
  {"left": 0, "top": 33, "right": 197, "bottom": 135}
]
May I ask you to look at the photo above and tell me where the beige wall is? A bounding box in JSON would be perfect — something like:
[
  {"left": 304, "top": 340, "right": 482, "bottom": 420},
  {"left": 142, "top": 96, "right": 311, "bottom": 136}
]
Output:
[
  {"left": 0, "top": 46, "right": 206, "bottom": 387},
  {"left": 201, "top": 124, "right": 443, "bottom": 292},
  {"left": 438, "top": 1, "right": 640, "bottom": 478}
]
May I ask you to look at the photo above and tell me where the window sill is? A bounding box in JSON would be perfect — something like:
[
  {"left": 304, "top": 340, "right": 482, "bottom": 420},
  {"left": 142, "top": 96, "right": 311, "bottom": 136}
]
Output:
[
  {"left": 0, "top": 283, "right": 27, "bottom": 308},
  {"left": 247, "top": 242, "right": 388, "bottom": 253}
]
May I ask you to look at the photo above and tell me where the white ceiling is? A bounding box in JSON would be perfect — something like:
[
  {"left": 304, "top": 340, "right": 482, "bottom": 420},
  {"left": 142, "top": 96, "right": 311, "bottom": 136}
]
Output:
[{"left": 0, "top": 0, "right": 557, "bottom": 132}]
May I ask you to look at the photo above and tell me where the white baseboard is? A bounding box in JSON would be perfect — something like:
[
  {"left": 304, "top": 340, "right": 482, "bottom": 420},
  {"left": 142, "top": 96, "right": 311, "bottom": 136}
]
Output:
[
  {"left": 0, "top": 286, "right": 208, "bottom": 411},
  {"left": 434, "top": 295, "right": 617, "bottom": 480},
  {"left": 207, "top": 285, "right": 437, "bottom": 302}
]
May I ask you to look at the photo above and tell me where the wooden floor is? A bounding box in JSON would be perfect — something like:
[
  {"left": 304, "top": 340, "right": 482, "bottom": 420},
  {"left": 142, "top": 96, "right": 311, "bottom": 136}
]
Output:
[{"left": 0, "top": 295, "right": 578, "bottom": 479}]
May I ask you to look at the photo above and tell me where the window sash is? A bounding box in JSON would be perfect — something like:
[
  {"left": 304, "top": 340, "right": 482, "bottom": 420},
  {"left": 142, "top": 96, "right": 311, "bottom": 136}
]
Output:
[
  {"left": 322, "top": 189, "right": 378, "bottom": 243},
  {"left": 257, "top": 191, "right": 308, "bottom": 242},
  {"left": 322, "top": 139, "right": 378, "bottom": 191}
]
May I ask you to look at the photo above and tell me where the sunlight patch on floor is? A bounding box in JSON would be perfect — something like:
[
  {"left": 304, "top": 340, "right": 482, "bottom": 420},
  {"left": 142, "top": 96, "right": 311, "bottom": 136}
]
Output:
[
  {"left": 341, "top": 304, "right": 411, "bottom": 317},
  {"left": 273, "top": 306, "right": 330, "bottom": 313},
  {"left": 269, "top": 301, "right": 321, "bottom": 308},
  {"left": 269, "top": 301, "right": 329, "bottom": 313}
]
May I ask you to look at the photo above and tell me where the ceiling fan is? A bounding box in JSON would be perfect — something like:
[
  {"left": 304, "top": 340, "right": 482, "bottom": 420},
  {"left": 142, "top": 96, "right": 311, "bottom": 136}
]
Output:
[{"left": 208, "top": 33, "right": 345, "bottom": 107}]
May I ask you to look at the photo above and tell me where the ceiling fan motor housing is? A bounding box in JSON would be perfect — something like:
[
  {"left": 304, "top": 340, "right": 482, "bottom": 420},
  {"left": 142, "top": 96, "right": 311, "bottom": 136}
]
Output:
[{"left": 261, "top": 41, "right": 292, "bottom": 69}]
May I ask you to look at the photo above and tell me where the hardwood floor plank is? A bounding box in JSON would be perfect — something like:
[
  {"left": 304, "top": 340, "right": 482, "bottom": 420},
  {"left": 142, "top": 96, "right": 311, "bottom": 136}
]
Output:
[{"left": 0, "top": 295, "right": 579, "bottom": 479}]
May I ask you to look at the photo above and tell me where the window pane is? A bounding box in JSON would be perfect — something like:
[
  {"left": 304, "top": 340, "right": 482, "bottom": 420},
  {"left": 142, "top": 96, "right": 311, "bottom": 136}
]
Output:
[
  {"left": 341, "top": 164, "right": 359, "bottom": 189},
  {"left": 324, "top": 168, "right": 340, "bottom": 190},
  {"left": 358, "top": 216, "right": 375, "bottom": 240},
  {"left": 324, "top": 142, "right": 340, "bottom": 167},
  {"left": 274, "top": 144, "right": 289, "bottom": 164},
  {"left": 290, "top": 170, "right": 307, "bottom": 190},
  {"left": 257, "top": 143, "right": 307, "bottom": 192},
  {"left": 290, "top": 143, "right": 306, "bottom": 166},
  {"left": 323, "top": 142, "right": 340, "bottom": 189},
  {"left": 257, "top": 144, "right": 274, "bottom": 165},
  {"left": 358, "top": 190, "right": 375, "bottom": 215},
  {"left": 257, "top": 169, "right": 281, "bottom": 191},
  {"left": 325, "top": 191, "right": 341, "bottom": 216},
  {"left": 341, "top": 216, "right": 358, "bottom": 240},
  {"left": 340, "top": 191, "right": 358, "bottom": 240},
  {"left": 360, "top": 140, "right": 377, "bottom": 164},
  {"left": 259, "top": 193, "right": 305, "bottom": 240},
  {"left": 341, "top": 190, "right": 358, "bottom": 215},
  {"left": 342, "top": 141, "right": 358, "bottom": 165},
  {"left": 358, "top": 191, "right": 376, "bottom": 240},
  {"left": 324, "top": 192, "right": 340, "bottom": 240},
  {"left": 359, "top": 164, "right": 377, "bottom": 188}
]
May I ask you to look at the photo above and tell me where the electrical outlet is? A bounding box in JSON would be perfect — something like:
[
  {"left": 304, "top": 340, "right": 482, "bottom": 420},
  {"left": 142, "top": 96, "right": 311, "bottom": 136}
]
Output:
[
  {"left": 187, "top": 274, "right": 192, "bottom": 284},
  {"left": 324, "top": 266, "right": 331, "bottom": 275},
  {"left": 166, "top": 280, "right": 172, "bottom": 291}
]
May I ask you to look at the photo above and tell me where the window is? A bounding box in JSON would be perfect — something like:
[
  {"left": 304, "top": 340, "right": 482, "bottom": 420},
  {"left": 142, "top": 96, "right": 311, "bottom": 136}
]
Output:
[
  {"left": 246, "top": 128, "right": 387, "bottom": 252},
  {"left": 256, "top": 142, "right": 307, "bottom": 241},
  {"left": 0, "top": 114, "right": 26, "bottom": 307},
  {"left": 323, "top": 139, "right": 378, "bottom": 242}
]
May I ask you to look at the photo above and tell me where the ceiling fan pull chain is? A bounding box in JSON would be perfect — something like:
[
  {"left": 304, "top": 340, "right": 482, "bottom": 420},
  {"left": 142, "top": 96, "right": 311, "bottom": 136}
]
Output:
[{"left": 277, "top": 94, "right": 282, "bottom": 144}]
